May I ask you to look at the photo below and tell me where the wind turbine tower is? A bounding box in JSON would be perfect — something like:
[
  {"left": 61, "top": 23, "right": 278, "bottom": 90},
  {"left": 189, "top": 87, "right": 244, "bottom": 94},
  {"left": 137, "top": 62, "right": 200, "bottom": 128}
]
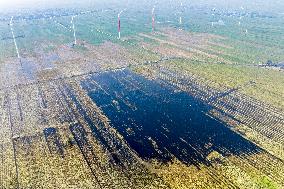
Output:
[
  {"left": 179, "top": 2, "right": 183, "bottom": 25},
  {"left": 10, "top": 16, "right": 20, "bottom": 59},
  {"left": 152, "top": 6, "right": 155, "bottom": 31},
  {"left": 118, "top": 9, "right": 126, "bottom": 39},
  {"left": 71, "top": 15, "right": 77, "bottom": 46}
]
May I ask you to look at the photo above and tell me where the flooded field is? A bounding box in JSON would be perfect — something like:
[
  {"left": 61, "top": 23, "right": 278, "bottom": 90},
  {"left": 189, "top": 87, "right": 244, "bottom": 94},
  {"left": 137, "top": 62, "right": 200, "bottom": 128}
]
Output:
[{"left": 82, "top": 69, "right": 261, "bottom": 164}]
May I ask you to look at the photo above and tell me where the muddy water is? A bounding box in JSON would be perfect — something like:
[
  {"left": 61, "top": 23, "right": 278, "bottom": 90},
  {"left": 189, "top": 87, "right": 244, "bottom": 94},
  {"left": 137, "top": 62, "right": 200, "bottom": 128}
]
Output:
[{"left": 81, "top": 69, "right": 261, "bottom": 165}]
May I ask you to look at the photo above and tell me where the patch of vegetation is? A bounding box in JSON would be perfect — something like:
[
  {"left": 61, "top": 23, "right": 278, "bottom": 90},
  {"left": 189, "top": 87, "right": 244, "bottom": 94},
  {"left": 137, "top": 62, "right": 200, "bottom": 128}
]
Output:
[
  {"left": 165, "top": 59, "right": 284, "bottom": 110},
  {"left": 257, "top": 176, "right": 279, "bottom": 189}
]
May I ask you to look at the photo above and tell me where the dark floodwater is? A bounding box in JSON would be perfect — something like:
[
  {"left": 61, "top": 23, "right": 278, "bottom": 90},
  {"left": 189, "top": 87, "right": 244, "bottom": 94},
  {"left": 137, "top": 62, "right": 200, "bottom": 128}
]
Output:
[{"left": 81, "top": 69, "right": 261, "bottom": 165}]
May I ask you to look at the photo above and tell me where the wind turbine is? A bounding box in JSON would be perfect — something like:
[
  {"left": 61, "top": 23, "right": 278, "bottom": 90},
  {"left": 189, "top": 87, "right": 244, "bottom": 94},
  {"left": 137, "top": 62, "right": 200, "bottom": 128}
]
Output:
[
  {"left": 211, "top": 7, "right": 216, "bottom": 27},
  {"left": 117, "top": 9, "right": 126, "bottom": 39},
  {"left": 238, "top": 6, "right": 244, "bottom": 26},
  {"left": 152, "top": 6, "right": 155, "bottom": 32},
  {"left": 10, "top": 16, "right": 20, "bottom": 59},
  {"left": 71, "top": 15, "right": 78, "bottom": 46},
  {"left": 179, "top": 2, "right": 183, "bottom": 25}
]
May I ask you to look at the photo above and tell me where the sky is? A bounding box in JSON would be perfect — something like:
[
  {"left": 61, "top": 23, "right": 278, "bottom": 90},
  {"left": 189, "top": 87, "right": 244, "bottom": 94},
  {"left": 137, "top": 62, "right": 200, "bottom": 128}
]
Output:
[
  {"left": 0, "top": 0, "right": 284, "bottom": 13},
  {"left": 0, "top": 0, "right": 98, "bottom": 11},
  {"left": 0, "top": 0, "right": 53, "bottom": 9}
]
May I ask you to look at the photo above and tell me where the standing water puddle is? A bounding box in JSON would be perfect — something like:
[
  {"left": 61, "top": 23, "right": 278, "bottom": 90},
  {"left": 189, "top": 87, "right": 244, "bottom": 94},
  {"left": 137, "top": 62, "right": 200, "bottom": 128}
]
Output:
[{"left": 81, "top": 69, "right": 261, "bottom": 165}]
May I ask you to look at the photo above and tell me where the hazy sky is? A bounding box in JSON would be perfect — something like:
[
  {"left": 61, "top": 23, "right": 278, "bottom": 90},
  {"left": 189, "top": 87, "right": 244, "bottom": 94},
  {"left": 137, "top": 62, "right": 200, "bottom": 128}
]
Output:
[
  {"left": 0, "top": 0, "right": 51, "bottom": 8},
  {"left": 0, "top": 0, "right": 283, "bottom": 13},
  {"left": 0, "top": 0, "right": 98, "bottom": 11}
]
